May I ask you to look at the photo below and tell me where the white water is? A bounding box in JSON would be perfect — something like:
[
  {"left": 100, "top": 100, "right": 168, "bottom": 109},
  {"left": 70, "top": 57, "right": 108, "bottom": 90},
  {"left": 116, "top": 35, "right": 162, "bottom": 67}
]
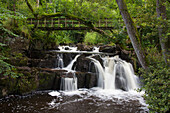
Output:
[
  {"left": 58, "top": 46, "right": 78, "bottom": 52},
  {"left": 56, "top": 54, "right": 64, "bottom": 68},
  {"left": 49, "top": 51, "right": 148, "bottom": 111},
  {"left": 60, "top": 73, "right": 77, "bottom": 91},
  {"left": 59, "top": 54, "right": 80, "bottom": 91},
  {"left": 58, "top": 45, "right": 100, "bottom": 53},
  {"left": 65, "top": 54, "right": 80, "bottom": 71},
  {"left": 89, "top": 55, "right": 139, "bottom": 91}
]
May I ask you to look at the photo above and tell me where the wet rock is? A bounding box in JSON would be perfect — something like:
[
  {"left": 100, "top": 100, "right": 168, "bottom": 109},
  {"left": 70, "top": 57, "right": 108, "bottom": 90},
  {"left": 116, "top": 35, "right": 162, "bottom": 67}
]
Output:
[
  {"left": 74, "top": 54, "right": 92, "bottom": 72},
  {"left": 38, "top": 58, "right": 57, "bottom": 68},
  {"left": 64, "top": 47, "right": 70, "bottom": 50},
  {"left": 92, "top": 55, "right": 103, "bottom": 68},
  {"left": 99, "top": 45, "right": 117, "bottom": 53},
  {"left": 77, "top": 44, "right": 93, "bottom": 51},
  {"left": 38, "top": 72, "right": 56, "bottom": 90},
  {"left": 85, "top": 72, "right": 97, "bottom": 88},
  {"left": 75, "top": 72, "right": 97, "bottom": 88},
  {"left": 27, "top": 50, "right": 46, "bottom": 59},
  {"left": 39, "top": 68, "right": 67, "bottom": 90},
  {"left": 63, "top": 53, "right": 78, "bottom": 67}
]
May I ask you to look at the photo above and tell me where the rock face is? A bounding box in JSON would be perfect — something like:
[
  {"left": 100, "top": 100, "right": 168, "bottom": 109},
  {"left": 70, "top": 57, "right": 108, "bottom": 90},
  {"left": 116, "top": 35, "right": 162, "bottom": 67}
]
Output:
[
  {"left": 0, "top": 42, "right": 137, "bottom": 98},
  {"left": 28, "top": 51, "right": 78, "bottom": 68},
  {"left": 73, "top": 54, "right": 92, "bottom": 72},
  {"left": 76, "top": 72, "right": 97, "bottom": 88},
  {"left": 73, "top": 54, "right": 103, "bottom": 73},
  {"left": 0, "top": 67, "right": 67, "bottom": 97}
]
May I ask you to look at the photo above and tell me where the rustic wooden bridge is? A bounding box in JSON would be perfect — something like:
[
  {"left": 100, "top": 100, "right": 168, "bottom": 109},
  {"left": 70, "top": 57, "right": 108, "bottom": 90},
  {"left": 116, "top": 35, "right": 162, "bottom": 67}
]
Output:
[{"left": 27, "top": 17, "right": 115, "bottom": 31}]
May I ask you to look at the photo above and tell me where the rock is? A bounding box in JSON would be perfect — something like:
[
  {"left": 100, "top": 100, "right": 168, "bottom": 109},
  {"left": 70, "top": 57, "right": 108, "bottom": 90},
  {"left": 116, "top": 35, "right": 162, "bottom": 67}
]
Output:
[
  {"left": 75, "top": 72, "right": 97, "bottom": 88},
  {"left": 74, "top": 54, "right": 92, "bottom": 72},
  {"left": 63, "top": 53, "right": 78, "bottom": 67},
  {"left": 16, "top": 66, "right": 31, "bottom": 71},
  {"left": 99, "top": 45, "right": 117, "bottom": 53},
  {"left": 64, "top": 47, "right": 70, "bottom": 50},
  {"left": 84, "top": 72, "right": 97, "bottom": 88},
  {"left": 77, "top": 43, "right": 93, "bottom": 51},
  {"left": 92, "top": 55, "right": 103, "bottom": 68},
  {"left": 38, "top": 71, "right": 56, "bottom": 90},
  {"left": 28, "top": 50, "right": 46, "bottom": 59}
]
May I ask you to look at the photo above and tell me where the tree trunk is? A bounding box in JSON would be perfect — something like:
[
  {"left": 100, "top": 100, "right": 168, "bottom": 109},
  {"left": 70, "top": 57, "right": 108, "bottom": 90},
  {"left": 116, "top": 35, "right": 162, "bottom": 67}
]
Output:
[
  {"left": 25, "top": 0, "right": 37, "bottom": 18},
  {"left": 156, "top": 0, "right": 169, "bottom": 66},
  {"left": 116, "top": 0, "right": 148, "bottom": 69}
]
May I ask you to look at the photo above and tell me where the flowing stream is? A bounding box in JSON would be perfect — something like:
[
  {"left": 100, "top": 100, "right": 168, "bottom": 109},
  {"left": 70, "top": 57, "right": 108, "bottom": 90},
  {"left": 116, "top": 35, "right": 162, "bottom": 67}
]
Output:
[{"left": 0, "top": 46, "right": 149, "bottom": 113}]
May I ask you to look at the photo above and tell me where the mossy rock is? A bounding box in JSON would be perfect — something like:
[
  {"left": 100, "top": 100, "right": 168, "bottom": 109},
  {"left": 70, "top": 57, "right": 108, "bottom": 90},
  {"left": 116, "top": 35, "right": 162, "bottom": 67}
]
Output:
[
  {"left": 16, "top": 76, "right": 37, "bottom": 94},
  {"left": 38, "top": 72, "right": 56, "bottom": 90}
]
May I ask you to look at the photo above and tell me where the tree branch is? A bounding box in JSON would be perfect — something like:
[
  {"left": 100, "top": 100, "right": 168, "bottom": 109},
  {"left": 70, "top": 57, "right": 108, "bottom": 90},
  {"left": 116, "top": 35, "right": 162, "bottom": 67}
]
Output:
[{"left": 25, "top": 0, "right": 37, "bottom": 18}]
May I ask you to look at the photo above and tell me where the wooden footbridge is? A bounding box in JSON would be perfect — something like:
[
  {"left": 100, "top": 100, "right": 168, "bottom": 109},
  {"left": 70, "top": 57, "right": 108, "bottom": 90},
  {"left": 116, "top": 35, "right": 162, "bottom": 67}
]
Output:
[{"left": 27, "top": 17, "right": 115, "bottom": 31}]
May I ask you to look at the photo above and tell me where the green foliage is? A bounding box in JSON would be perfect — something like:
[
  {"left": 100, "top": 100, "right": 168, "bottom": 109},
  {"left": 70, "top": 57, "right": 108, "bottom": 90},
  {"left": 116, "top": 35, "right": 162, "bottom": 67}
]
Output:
[
  {"left": 0, "top": 43, "right": 18, "bottom": 78},
  {"left": 0, "top": 6, "right": 26, "bottom": 78},
  {"left": 139, "top": 47, "right": 170, "bottom": 113},
  {"left": 84, "top": 32, "right": 107, "bottom": 45},
  {"left": 0, "top": 7, "right": 26, "bottom": 22}
]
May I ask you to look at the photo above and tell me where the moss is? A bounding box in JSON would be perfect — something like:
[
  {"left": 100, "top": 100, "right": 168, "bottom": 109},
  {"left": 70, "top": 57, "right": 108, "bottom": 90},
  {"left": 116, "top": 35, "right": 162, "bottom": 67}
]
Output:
[
  {"left": 38, "top": 72, "right": 56, "bottom": 90},
  {"left": 16, "top": 76, "right": 37, "bottom": 94}
]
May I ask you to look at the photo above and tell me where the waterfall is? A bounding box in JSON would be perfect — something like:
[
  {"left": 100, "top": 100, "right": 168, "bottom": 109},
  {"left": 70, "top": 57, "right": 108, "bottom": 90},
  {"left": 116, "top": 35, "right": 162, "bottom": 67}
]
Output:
[
  {"left": 60, "top": 73, "right": 77, "bottom": 91},
  {"left": 66, "top": 54, "right": 80, "bottom": 70},
  {"left": 89, "top": 55, "right": 139, "bottom": 91},
  {"left": 56, "top": 54, "right": 64, "bottom": 68},
  {"left": 60, "top": 54, "right": 80, "bottom": 91},
  {"left": 88, "top": 57, "right": 105, "bottom": 88}
]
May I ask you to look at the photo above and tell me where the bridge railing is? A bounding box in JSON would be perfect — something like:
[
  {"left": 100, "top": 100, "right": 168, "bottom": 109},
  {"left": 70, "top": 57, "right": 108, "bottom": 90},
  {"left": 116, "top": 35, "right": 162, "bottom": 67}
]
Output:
[{"left": 27, "top": 17, "right": 115, "bottom": 30}]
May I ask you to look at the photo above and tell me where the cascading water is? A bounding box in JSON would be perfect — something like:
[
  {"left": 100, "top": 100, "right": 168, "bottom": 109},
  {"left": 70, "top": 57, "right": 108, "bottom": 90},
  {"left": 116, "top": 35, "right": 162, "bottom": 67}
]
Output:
[
  {"left": 60, "top": 55, "right": 80, "bottom": 91},
  {"left": 65, "top": 54, "right": 80, "bottom": 70},
  {"left": 60, "top": 72, "right": 77, "bottom": 91},
  {"left": 54, "top": 46, "right": 139, "bottom": 92},
  {"left": 56, "top": 54, "right": 64, "bottom": 68},
  {"left": 89, "top": 55, "right": 139, "bottom": 91}
]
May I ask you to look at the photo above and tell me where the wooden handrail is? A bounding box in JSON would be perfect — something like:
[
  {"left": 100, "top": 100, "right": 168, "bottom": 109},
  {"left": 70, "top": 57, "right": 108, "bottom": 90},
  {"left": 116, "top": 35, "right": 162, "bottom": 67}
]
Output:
[{"left": 26, "top": 17, "right": 114, "bottom": 30}]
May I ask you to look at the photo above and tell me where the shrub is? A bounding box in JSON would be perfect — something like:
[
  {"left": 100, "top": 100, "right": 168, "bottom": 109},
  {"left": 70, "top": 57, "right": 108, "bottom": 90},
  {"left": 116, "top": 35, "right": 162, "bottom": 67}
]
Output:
[{"left": 139, "top": 47, "right": 170, "bottom": 113}]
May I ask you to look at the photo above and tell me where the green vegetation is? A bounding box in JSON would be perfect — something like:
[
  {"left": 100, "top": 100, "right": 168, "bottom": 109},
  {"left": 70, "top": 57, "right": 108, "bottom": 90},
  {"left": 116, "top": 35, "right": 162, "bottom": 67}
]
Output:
[
  {"left": 0, "top": 0, "right": 169, "bottom": 112},
  {"left": 139, "top": 48, "right": 169, "bottom": 113}
]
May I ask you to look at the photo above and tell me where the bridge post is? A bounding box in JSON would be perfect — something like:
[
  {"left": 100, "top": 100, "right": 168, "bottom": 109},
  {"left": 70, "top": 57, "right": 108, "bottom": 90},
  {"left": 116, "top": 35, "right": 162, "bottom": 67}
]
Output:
[
  {"left": 44, "top": 18, "right": 46, "bottom": 27},
  {"left": 37, "top": 20, "right": 39, "bottom": 26},
  {"left": 105, "top": 18, "right": 107, "bottom": 27},
  {"left": 51, "top": 18, "right": 53, "bottom": 27},
  {"left": 65, "top": 18, "right": 67, "bottom": 27},
  {"left": 58, "top": 18, "right": 60, "bottom": 27},
  {"left": 72, "top": 19, "right": 74, "bottom": 27},
  {"left": 99, "top": 19, "right": 101, "bottom": 27}
]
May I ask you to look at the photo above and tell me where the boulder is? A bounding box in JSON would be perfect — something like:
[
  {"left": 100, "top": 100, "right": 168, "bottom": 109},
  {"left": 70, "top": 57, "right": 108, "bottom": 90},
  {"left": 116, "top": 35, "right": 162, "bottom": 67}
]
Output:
[
  {"left": 77, "top": 43, "right": 93, "bottom": 51},
  {"left": 99, "top": 45, "right": 117, "bottom": 53},
  {"left": 74, "top": 54, "right": 92, "bottom": 72}
]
